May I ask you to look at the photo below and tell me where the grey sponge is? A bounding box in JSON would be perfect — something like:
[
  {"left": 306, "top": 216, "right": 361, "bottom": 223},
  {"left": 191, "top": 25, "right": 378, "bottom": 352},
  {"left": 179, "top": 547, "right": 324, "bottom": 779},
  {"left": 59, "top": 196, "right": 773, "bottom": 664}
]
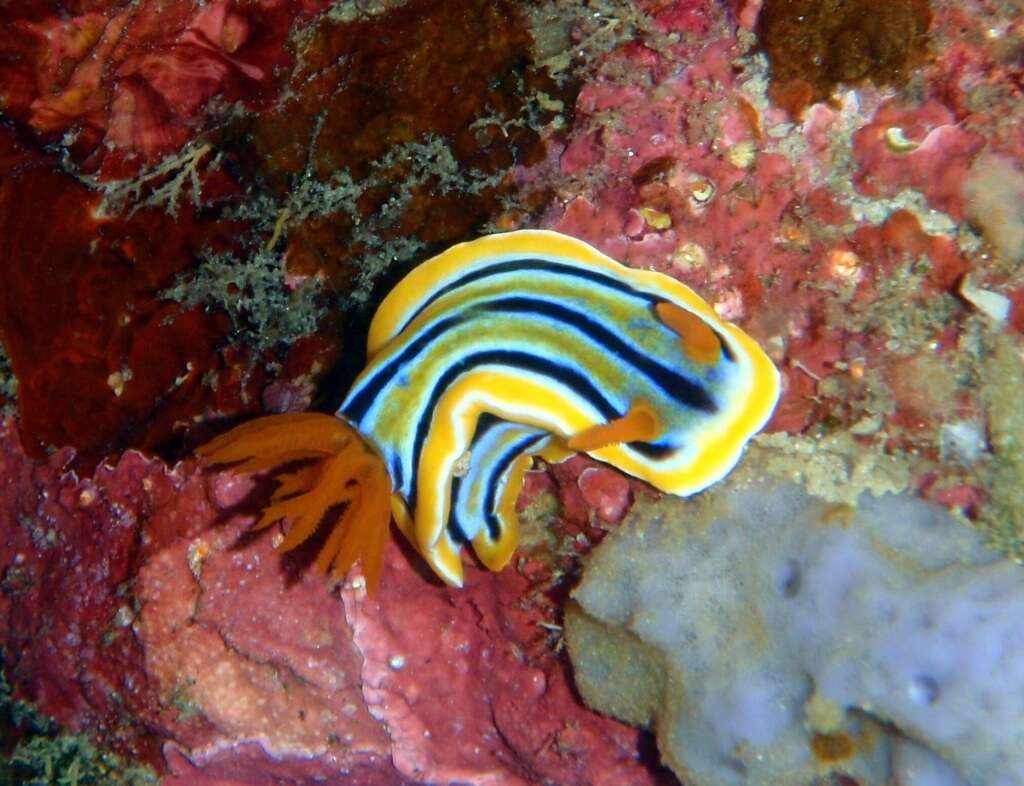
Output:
[{"left": 567, "top": 482, "right": 1024, "bottom": 786}]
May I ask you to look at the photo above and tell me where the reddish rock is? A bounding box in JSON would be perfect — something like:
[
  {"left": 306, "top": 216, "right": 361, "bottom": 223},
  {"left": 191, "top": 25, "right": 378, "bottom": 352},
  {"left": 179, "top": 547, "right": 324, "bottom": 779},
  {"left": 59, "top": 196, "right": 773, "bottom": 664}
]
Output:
[
  {"left": 0, "top": 416, "right": 191, "bottom": 764},
  {"left": 343, "top": 538, "right": 673, "bottom": 786},
  {"left": 1009, "top": 287, "right": 1024, "bottom": 335},
  {"left": 0, "top": 414, "right": 397, "bottom": 774},
  {"left": 851, "top": 101, "right": 985, "bottom": 218},
  {"left": 851, "top": 210, "right": 970, "bottom": 293},
  {"left": 163, "top": 742, "right": 409, "bottom": 786},
  {"left": 918, "top": 475, "right": 986, "bottom": 519},
  {"left": 135, "top": 486, "right": 399, "bottom": 777},
  {"left": 0, "top": 0, "right": 304, "bottom": 167},
  {"left": 577, "top": 468, "right": 634, "bottom": 525},
  {"left": 0, "top": 164, "right": 247, "bottom": 465}
]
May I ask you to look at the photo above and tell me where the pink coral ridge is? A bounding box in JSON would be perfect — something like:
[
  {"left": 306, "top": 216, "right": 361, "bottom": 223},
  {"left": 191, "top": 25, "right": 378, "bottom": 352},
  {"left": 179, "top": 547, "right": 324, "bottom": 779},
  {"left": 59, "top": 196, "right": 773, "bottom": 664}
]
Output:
[
  {"left": 344, "top": 541, "right": 665, "bottom": 786},
  {"left": 0, "top": 415, "right": 401, "bottom": 780}
]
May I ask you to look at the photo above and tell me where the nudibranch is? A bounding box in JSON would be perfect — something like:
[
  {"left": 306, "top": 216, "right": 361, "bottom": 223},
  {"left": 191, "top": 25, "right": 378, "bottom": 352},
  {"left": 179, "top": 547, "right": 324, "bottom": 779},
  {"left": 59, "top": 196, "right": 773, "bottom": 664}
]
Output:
[{"left": 199, "top": 230, "right": 780, "bottom": 591}]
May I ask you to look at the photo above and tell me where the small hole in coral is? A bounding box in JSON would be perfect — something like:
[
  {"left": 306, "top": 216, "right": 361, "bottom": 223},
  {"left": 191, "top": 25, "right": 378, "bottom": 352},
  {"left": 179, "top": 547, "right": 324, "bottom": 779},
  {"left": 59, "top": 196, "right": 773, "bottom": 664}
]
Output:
[
  {"left": 908, "top": 675, "right": 940, "bottom": 705},
  {"left": 776, "top": 558, "right": 801, "bottom": 598},
  {"left": 721, "top": 754, "right": 748, "bottom": 776}
]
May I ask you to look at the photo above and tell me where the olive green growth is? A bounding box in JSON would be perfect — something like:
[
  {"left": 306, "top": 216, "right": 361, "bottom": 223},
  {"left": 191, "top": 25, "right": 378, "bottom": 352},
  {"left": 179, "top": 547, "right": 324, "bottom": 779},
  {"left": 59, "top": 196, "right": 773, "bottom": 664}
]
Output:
[
  {"left": 565, "top": 600, "right": 667, "bottom": 728},
  {"left": 0, "top": 665, "right": 157, "bottom": 786},
  {"left": 0, "top": 341, "right": 16, "bottom": 415},
  {"left": 977, "top": 334, "right": 1024, "bottom": 558}
]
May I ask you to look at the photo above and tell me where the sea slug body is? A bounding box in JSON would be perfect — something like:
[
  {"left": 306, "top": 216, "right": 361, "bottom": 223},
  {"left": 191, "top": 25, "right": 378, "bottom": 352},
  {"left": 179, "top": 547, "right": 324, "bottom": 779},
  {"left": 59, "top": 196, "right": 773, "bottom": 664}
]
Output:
[{"left": 200, "top": 230, "right": 780, "bottom": 590}]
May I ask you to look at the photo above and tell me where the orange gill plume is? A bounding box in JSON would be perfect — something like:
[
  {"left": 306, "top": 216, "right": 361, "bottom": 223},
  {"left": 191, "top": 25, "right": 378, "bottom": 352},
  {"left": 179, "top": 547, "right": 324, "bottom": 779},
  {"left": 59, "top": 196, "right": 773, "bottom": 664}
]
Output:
[{"left": 196, "top": 413, "right": 392, "bottom": 594}]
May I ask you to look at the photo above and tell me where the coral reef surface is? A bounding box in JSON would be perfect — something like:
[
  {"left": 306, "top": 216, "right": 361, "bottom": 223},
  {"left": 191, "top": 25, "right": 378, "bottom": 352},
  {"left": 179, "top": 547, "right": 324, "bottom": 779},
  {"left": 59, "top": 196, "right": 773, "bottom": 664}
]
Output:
[
  {"left": 1, "top": 0, "right": 1024, "bottom": 782},
  {"left": 0, "top": 417, "right": 672, "bottom": 785}
]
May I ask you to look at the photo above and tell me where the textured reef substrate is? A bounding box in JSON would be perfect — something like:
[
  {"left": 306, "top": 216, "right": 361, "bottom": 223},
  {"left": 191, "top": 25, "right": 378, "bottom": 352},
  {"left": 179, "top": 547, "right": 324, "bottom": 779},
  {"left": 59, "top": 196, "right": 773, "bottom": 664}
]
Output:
[{"left": 2, "top": 0, "right": 1024, "bottom": 784}]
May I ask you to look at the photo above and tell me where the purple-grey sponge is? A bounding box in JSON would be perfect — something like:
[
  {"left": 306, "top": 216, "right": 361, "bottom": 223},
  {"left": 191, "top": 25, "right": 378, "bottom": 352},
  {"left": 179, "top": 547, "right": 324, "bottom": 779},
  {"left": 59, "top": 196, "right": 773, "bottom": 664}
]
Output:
[{"left": 567, "top": 481, "right": 1023, "bottom": 786}]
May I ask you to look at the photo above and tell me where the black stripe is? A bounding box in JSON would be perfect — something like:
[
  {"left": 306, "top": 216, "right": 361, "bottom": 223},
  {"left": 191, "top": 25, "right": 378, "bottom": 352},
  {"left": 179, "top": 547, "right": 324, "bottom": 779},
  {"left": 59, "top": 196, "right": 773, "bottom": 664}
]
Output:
[
  {"left": 406, "top": 350, "right": 622, "bottom": 516},
  {"left": 342, "top": 314, "right": 463, "bottom": 422},
  {"left": 628, "top": 440, "right": 676, "bottom": 459},
  {"left": 447, "top": 475, "right": 470, "bottom": 544},
  {"left": 398, "top": 258, "right": 735, "bottom": 364},
  {"left": 482, "top": 296, "right": 716, "bottom": 412},
  {"left": 718, "top": 331, "right": 735, "bottom": 362},
  {"left": 344, "top": 293, "right": 718, "bottom": 429},
  {"left": 447, "top": 420, "right": 546, "bottom": 543},
  {"left": 447, "top": 434, "right": 677, "bottom": 543},
  {"left": 447, "top": 413, "right": 502, "bottom": 543},
  {"left": 481, "top": 431, "right": 546, "bottom": 540},
  {"left": 395, "top": 258, "right": 660, "bottom": 336}
]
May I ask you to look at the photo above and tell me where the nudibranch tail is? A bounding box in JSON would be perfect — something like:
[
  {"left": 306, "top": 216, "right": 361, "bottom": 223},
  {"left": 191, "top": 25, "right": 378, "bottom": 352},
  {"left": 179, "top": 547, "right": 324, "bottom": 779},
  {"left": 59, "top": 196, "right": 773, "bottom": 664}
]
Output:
[
  {"left": 197, "top": 413, "right": 393, "bottom": 594},
  {"left": 449, "top": 419, "right": 542, "bottom": 569}
]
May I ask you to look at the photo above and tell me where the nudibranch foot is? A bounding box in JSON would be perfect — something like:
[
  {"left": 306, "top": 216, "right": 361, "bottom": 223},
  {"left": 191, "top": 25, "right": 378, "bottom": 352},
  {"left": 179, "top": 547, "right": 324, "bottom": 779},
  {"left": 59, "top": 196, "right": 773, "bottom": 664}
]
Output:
[
  {"left": 448, "top": 417, "right": 547, "bottom": 574},
  {"left": 197, "top": 413, "right": 393, "bottom": 594}
]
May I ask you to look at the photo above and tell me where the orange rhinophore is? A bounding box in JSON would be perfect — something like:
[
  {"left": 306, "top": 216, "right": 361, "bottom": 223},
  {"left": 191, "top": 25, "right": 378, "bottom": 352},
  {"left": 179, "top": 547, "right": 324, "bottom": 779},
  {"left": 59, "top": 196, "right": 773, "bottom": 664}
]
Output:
[
  {"left": 567, "top": 401, "right": 662, "bottom": 452},
  {"left": 655, "top": 301, "right": 722, "bottom": 365}
]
